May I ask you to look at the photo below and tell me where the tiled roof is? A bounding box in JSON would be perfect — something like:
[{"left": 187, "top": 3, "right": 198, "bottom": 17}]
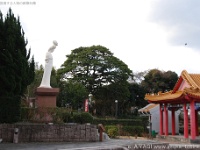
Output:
[
  {"left": 181, "top": 70, "right": 200, "bottom": 88},
  {"left": 138, "top": 104, "right": 158, "bottom": 113},
  {"left": 145, "top": 70, "right": 200, "bottom": 103},
  {"left": 145, "top": 90, "right": 185, "bottom": 102}
]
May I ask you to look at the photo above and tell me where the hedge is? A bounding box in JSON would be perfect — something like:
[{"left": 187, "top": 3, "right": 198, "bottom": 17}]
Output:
[
  {"left": 122, "top": 126, "right": 144, "bottom": 136},
  {"left": 93, "top": 118, "right": 143, "bottom": 126},
  {"left": 105, "top": 125, "right": 118, "bottom": 138},
  {"left": 105, "top": 125, "right": 144, "bottom": 137},
  {"left": 20, "top": 107, "right": 94, "bottom": 124},
  {"left": 73, "top": 112, "right": 93, "bottom": 124}
]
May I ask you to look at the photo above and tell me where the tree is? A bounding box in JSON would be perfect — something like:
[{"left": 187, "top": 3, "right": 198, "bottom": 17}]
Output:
[
  {"left": 57, "top": 80, "right": 88, "bottom": 109},
  {"left": 0, "top": 8, "right": 35, "bottom": 123},
  {"left": 95, "top": 81, "right": 130, "bottom": 116},
  {"left": 57, "top": 45, "right": 132, "bottom": 116},
  {"left": 132, "top": 71, "right": 147, "bottom": 83},
  {"left": 141, "top": 69, "right": 178, "bottom": 93},
  {"left": 128, "top": 82, "right": 148, "bottom": 108},
  {"left": 58, "top": 45, "right": 132, "bottom": 93}
]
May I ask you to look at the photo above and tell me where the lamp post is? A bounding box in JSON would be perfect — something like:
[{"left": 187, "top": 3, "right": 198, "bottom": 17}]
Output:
[{"left": 115, "top": 100, "right": 118, "bottom": 118}]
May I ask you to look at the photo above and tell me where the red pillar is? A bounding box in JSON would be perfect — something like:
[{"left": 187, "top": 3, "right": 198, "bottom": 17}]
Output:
[
  {"left": 183, "top": 103, "right": 189, "bottom": 138},
  {"left": 190, "top": 100, "right": 197, "bottom": 140},
  {"left": 171, "top": 108, "right": 175, "bottom": 135},
  {"left": 195, "top": 110, "right": 199, "bottom": 136},
  {"left": 159, "top": 103, "right": 163, "bottom": 135},
  {"left": 164, "top": 103, "right": 168, "bottom": 136}
]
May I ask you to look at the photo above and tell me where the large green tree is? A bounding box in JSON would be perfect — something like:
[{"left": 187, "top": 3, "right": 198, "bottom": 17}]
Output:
[
  {"left": 0, "top": 8, "right": 35, "bottom": 123},
  {"left": 58, "top": 45, "right": 132, "bottom": 93},
  {"left": 58, "top": 45, "right": 132, "bottom": 116},
  {"left": 141, "top": 69, "right": 178, "bottom": 93}
]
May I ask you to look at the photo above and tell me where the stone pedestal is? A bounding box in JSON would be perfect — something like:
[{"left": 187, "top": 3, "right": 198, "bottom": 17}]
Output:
[
  {"left": 34, "top": 87, "right": 59, "bottom": 123},
  {"left": 36, "top": 87, "right": 59, "bottom": 107}
]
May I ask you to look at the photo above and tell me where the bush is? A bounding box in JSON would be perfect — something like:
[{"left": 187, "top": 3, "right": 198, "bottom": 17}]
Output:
[
  {"left": 62, "top": 111, "right": 72, "bottom": 123},
  {"left": 20, "top": 107, "right": 72, "bottom": 123},
  {"left": 105, "top": 125, "right": 118, "bottom": 138},
  {"left": 21, "top": 107, "right": 35, "bottom": 121},
  {"left": 80, "top": 112, "right": 93, "bottom": 124},
  {"left": 122, "top": 126, "right": 144, "bottom": 136},
  {"left": 73, "top": 112, "right": 93, "bottom": 124},
  {"left": 20, "top": 107, "right": 94, "bottom": 124},
  {"left": 73, "top": 113, "right": 81, "bottom": 123},
  {"left": 93, "top": 118, "right": 143, "bottom": 126}
]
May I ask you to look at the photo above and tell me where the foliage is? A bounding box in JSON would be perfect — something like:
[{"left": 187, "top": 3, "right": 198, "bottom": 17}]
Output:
[
  {"left": 21, "top": 107, "right": 35, "bottom": 121},
  {"left": 141, "top": 69, "right": 178, "bottom": 93},
  {"left": 93, "top": 118, "right": 143, "bottom": 126},
  {"left": 128, "top": 82, "right": 148, "bottom": 108},
  {"left": 57, "top": 80, "right": 88, "bottom": 109},
  {"left": 105, "top": 125, "right": 118, "bottom": 138},
  {"left": 105, "top": 125, "right": 144, "bottom": 137},
  {"left": 0, "top": 8, "right": 35, "bottom": 123},
  {"left": 20, "top": 107, "right": 93, "bottom": 124},
  {"left": 58, "top": 45, "right": 132, "bottom": 93},
  {"left": 50, "top": 108, "right": 71, "bottom": 123},
  {"left": 20, "top": 107, "right": 72, "bottom": 123},
  {"left": 62, "top": 111, "right": 72, "bottom": 123},
  {"left": 122, "top": 126, "right": 144, "bottom": 136},
  {"left": 57, "top": 45, "right": 133, "bottom": 117},
  {"left": 73, "top": 112, "right": 93, "bottom": 124},
  {"left": 132, "top": 71, "right": 147, "bottom": 83},
  {"left": 94, "top": 82, "right": 130, "bottom": 116}
]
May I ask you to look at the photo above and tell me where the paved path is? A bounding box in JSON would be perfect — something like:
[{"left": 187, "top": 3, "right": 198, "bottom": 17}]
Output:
[
  {"left": 1, "top": 138, "right": 200, "bottom": 150},
  {"left": 0, "top": 139, "right": 160, "bottom": 150}
]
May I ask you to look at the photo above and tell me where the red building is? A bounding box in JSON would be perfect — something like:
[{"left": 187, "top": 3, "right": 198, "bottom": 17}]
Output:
[{"left": 145, "top": 70, "right": 200, "bottom": 140}]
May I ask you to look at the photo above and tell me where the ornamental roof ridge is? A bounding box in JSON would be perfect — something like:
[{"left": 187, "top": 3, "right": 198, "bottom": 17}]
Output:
[
  {"left": 181, "top": 70, "right": 200, "bottom": 89},
  {"left": 145, "top": 70, "right": 200, "bottom": 103}
]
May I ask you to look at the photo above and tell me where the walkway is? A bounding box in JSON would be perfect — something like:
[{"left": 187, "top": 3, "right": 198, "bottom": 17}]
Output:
[
  {"left": 0, "top": 139, "right": 163, "bottom": 150},
  {"left": 1, "top": 138, "right": 200, "bottom": 150}
]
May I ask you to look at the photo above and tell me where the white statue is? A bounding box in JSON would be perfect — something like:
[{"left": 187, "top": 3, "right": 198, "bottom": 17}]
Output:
[{"left": 39, "top": 40, "right": 58, "bottom": 88}]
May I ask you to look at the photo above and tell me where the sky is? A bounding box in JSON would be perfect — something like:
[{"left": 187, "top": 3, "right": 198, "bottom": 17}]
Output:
[{"left": 1, "top": 0, "right": 200, "bottom": 76}]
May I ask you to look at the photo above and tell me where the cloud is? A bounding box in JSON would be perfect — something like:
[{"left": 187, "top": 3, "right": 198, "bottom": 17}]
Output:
[
  {"left": 150, "top": 0, "right": 200, "bottom": 49},
  {"left": 2, "top": 0, "right": 200, "bottom": 75}
]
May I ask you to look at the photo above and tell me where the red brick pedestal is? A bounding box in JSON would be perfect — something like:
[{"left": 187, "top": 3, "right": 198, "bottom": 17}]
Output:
[
  {"left": 36, "top": 87, "right": 59, "bottom": 107},
  {"left": 34, "top": 87, "right": 59, "bottom": 122}
]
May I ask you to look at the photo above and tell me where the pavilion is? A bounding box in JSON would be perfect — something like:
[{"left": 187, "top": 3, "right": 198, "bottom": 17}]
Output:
[{"left": 145, "top": 70, "right": 200, "bottom": 140}]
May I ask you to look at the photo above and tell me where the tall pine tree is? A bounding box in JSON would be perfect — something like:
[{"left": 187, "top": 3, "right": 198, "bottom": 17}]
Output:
[{"left": 0, "top": 8, "right": 35, "bottom": 123}]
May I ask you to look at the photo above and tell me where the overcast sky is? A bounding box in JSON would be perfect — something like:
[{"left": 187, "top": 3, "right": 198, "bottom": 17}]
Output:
[{"left": 1, "top": 0, "right": 200, "bottom": 75}]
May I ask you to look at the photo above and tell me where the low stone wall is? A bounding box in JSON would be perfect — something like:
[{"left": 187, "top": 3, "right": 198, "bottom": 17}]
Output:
[{"left": 0, "top": 123, "right": 98, "bottom": 143}]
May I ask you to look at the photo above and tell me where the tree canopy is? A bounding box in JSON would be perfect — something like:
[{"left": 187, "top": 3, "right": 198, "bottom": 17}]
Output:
[
  {"left": 58, "top": 45, "right": 132, "bottom": 93},
  {"left": 0, "top": 8, "right": 35, "bottom": 123},
  {"left": 57, "top": 80, "right": 88, "bottom": 109},
  {"left": 141, "top": 69, "right": 178, "bottom": 93}
]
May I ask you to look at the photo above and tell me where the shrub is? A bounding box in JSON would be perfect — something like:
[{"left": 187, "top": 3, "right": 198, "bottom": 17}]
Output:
[
  {"left": 93, "top": 118, "right": 143, "bottom": 126},
  {"left": 21, "top": 107, "right": 35, "bottom": 121},
  {"left": 122, "top": 126, "right": 144, "bottom": 136},
  {"left": 80, "top": 112, "right": 93, "bottom": 124},
  {"left": 105, "top": 125, "right": 118, "bottom": 138},
  {"left": 73, "top": 113, "right": 82, "bottom": 123},
  {"left": 73, "top": 112, "right": 93, "bottom": 124},
  {"left": 62, "top": 111, "right": 72, "bottom": 123}
]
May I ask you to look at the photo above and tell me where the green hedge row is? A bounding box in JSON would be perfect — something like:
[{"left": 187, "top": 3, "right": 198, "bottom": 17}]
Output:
[
  {"left": 93, "top": 118, "right": 143, "bottom": 126},
  {"left": 105, "top": 125, "right": 144, "bottom": 138},
  {"left": 21, "top": 107, "right": 93, "bottom": 124},
  {"left": 122, "top": 126, "right": 144, "bottom": 136}
]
